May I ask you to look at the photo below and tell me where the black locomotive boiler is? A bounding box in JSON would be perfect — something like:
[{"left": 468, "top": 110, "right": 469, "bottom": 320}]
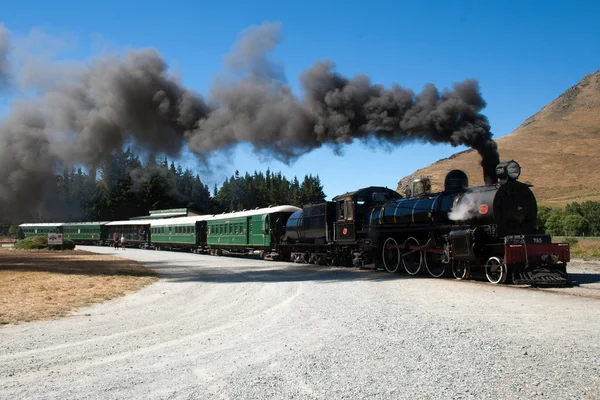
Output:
[{"left": 282, "top": 161, "right": 570, "bottom": 286}]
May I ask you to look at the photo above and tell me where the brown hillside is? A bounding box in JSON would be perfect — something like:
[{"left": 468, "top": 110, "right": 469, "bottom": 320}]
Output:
[{"left": 397, "top": 69, "right": 600, "bottom": 207}]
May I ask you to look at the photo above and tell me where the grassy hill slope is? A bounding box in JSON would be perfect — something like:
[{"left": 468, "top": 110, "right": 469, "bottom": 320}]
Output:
[{"left": 397, "top": 69, "right": 600, "bottom": 207}]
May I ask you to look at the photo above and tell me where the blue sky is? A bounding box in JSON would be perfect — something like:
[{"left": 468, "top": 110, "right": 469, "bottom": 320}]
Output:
[{"left": 2, "top": 0, "right": 599, "bottom": 199}]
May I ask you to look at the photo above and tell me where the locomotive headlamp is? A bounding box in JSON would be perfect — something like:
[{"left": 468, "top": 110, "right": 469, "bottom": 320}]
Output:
[{"left": 495, "top": 160, "right": 521, "bottom": 181}]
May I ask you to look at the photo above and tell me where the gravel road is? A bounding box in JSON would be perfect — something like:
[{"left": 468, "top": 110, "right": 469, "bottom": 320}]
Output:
[{"left": 1, "top": 246, "right": 599, "bottom": 400}]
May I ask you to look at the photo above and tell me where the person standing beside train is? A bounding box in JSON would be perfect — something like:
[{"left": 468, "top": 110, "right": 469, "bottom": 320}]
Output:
[{"left": 120, "top": 234, "right": 126, "bottom": 250}]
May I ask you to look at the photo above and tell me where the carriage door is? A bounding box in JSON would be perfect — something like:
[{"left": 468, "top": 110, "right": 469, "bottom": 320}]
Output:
[
  {"left": 246, "top": 217, "right": 251, "bottom": 245},
  {"left": 335, "top": 198, "right": 356, "bottom": 243}
]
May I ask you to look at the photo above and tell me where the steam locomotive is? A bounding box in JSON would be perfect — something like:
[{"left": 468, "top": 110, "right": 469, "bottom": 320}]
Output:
[
  {"left": 283, "top": 160, "right": 570, "bottom": 286},
  {"left": 20, "top": 160, "right": 571, "bottom": 286}
]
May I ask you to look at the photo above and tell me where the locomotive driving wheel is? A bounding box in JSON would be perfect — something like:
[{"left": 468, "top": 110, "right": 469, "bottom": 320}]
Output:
[
  {"left": 402, "top": 237, "right": 422, "bottom": 275},
  {"left": 451, "top": 261, "right": 471, "bottom": 280},
  {"left": 485, "top": 256, "right": 508, "bottom": 284},
  {"left": 382, "top": 237, "right": 401, "bottom": 273},
  {"left": 424, "top": 252, "right": 446, "bottom": 278}
]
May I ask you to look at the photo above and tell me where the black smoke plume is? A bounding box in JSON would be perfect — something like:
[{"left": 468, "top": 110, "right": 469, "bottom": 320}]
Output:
[{"left": 0, "top": 21, "right": 499, "bottom": 220}]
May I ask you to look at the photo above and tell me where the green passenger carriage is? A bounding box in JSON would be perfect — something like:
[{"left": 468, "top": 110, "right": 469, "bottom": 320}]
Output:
[
  {"left": 62, "top": 222, "right": 110, "bottom": 245},
  {"left": 205, "top": 206, "right": 300, "bottom": 257},
  {"left": 149, "top": 215, "right": 212, "bottom": 252},
  {"left": 19, "top": 223, "right": 64, "bottom": 238}
]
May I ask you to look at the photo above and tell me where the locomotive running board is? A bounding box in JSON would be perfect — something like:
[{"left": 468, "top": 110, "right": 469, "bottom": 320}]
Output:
[{"left": 512, "top": 268, "right": 572, "bottom": 287}]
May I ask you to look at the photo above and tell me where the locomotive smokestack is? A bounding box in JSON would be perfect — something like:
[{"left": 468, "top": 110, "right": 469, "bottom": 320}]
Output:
[{"left": 0, "top": 21, "right": 500, "bottom": 218}]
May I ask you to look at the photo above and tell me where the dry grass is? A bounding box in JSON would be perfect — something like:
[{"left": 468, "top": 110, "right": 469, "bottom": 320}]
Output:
[
  {"left": 0, "top": 248, "right": 158, "bottom": 325},
  {"left": 570, "top": 240, "right": 600, "bottom": 261},
  {"left": 398, "top": 69, "right": 600, "bottom": 207}
]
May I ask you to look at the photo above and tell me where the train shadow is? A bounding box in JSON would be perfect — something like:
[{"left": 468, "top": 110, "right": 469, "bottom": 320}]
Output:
[
  {"left": 569, "top": 273, "right": 600, "bottom": 286},
  {"left": 137, "top": 259, "right": 600, "bottom": 288},
  {"left": 138, "top": 260, "right": 420, "bottom": 284}
]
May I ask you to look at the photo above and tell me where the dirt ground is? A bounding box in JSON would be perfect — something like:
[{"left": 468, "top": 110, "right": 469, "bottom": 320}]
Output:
[
  {"left": 2, "top": 246, "right": 599, "bottom": 400},
  {"left": 0, "top": 248, "right": 158, "bottom": 324}
]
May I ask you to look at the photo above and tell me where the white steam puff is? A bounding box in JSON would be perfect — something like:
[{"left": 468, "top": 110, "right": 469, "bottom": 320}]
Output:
[{"left": 448, "top": 192, "right": 488, "bottom": 221}]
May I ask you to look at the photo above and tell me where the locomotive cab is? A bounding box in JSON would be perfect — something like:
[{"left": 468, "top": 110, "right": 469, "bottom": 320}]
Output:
[{"left": 333, "top": 187, "right": 402, "bottom": 244}]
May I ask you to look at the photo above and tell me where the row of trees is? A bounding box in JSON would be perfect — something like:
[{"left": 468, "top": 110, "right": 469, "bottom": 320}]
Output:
[
  {"left": 55, "top": 149, "right": 214, "bottom": 222},
  {"left": 0, "top": 149, "right": 327, "bottom": 234},
  {"left": 537, "top": 201, "right": 600, "bottom": 236},
  {"left": 214, "top": 170, "right": 326, "bottom": 212}
]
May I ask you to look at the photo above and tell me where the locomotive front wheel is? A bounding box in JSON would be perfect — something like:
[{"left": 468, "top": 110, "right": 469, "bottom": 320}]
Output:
[
  {"left": 402, "top": 237, "right": 422, "bottom": 275},
  {"left": 452, "top": 261, "right": 470, "bottom": 280},
  {"left": 382, "top": 237, "right": 400, "bottom": 273},
  {"left": 424, "top": 252, "right": 446, "bottom": 278},
  {"left": 485, "top": 257, "right": 507, "bottom": 284}
]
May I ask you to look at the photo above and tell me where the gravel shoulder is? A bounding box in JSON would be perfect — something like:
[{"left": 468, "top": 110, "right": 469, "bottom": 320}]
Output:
[{"left": 1, "top": 246, "right": 599, "bottom": 400}]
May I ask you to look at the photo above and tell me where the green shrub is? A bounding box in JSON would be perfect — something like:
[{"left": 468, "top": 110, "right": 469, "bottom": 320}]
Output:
[
  {"left": 15, "top": 236, "right": 76, "bottom": 250},
  {"left": 62, "top": 238, "right": 76, "bottom": 250}
]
